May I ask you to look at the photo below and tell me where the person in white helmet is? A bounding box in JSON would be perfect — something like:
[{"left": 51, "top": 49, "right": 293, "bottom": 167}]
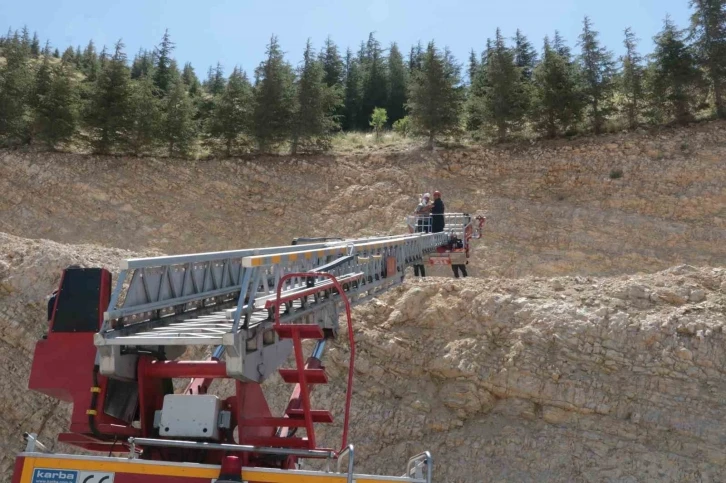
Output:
[
  {"left": 414, "top": 193, "right": 432, "bottom": 233},
  {"left": 412, "top": 193, "right": 432, "bottom": 277}
]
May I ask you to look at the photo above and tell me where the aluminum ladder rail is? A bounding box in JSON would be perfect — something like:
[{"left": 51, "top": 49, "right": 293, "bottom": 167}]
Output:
[{"left": 95, "top": 231, "right": 451, "bottom": 381}]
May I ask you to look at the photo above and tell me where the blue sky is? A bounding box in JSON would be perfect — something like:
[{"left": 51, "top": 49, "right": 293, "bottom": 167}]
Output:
[{"left": 2, "top": 0, "right": 692, "bottom": 80}]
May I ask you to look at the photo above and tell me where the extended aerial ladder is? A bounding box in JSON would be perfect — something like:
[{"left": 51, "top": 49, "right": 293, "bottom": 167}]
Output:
[{"left": 13, "top": 213, "right": 485, "bottom": 483}]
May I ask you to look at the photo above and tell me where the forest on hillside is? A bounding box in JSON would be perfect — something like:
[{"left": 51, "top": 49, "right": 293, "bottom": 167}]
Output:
[{"left": 1, "top": 0, "right": 725, "bottom": 156}]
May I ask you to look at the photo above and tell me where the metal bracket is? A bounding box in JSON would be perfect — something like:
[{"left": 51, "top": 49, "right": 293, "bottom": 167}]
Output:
[
  {"left": 218, "top": 410, "right": 231, "bottom": 429},
  {"left": 336, "top": 444, "right": 355, "bottom": 483},
  {"left": 23, "top": 433, "right": 51, "bottom": 453},
  {"left": 405, "top": 451, "right": 433, "bottom": 483}
]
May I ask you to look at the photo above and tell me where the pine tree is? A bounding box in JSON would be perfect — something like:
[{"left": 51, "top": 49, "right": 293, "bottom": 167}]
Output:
[
  {"left": 131, "top": 49, "right": 154, "bottom": 79},
  {"left": 32, "top": 63, "right": 79, "bottom": 148},
  {"left": 467, "top": 50, "right": 479, "bottom": 85},
  {"left": 408, "top": 42, "right": 424, "bottom": 72},
  {"left": 20, "top": 26, "right": 31, "bottom": 57},
  {"left": 689, "top": 0, "right": 726, "bottom": 117},
  {"left": 86, "top": 40, "right": 132, "bottom": 154},
  {"left": 621, "top": 27, "right": 645, "bottom": 129},
  {"left": 291, "top": 40, "right": 342, "bottom": 153},
  {"left": 480, "top": 29, "right": 529, "bottom": 141},
  {"left": 32, "top": 53, "right": 53, "bottom": 113},
  {"left": 205, "top": 63, "right": 226, "bottom": 96},
  {"left": 29, "top": 50, "right": 53, "bottom": 143},
  {"left": 387, "top": 42, "right": 408, "bottom": 123},
  {"left": 181, "top": 62, "right": 201, "bottom": 96},
  {"left": 531, "top": 37, "right": 584, "bottom": 137},
  {"left": 0, "top": 35, "right": 32, "bottom": 145},
  {"left": 466, "top": 44, "right": 490, "bottom": 131},
  {"left": 343, "top": 49, "right": 362, "bottom": 131},
  {"left": 407, "top": 42, "right": 464, "bottom": 149},
  {"left": 195, "top": 63, "right": 224, "bottom": 134},
  {"left": 42, "top": 40, "right": 51, "bottom": 57},
  {"left": 30, "top": 32, "right": 40, "bottom": 57},
  {"left": 484, "top": 38, "right": 494, "bottom": 65},
  {"left": 53, "top": 48, "right": 60, "bottom": 58},
  {"left": 320, "top": 36, "right": 344, "bottom": 88},
  {"left": 61, "top": 46, "right": 75, "bottom": 64},
  {"left": 98, "top": 45, "right": 108, "bottom": 71},
  {"left": 74, "top": 46, "right": 82, "bottom": 68},
  {"left": 361, "top": 33, "right": 388, "bottom": 129},
  {"left": 209, "top": 67, "right": 253, "bottom": 156},
  {"left": 553, "top": 30, "right": 571, "bottom": 59},
  {"left": 252, "top": 35, "right": 296, "bottom": 152},
  {"left": 128, "top": 75, "right": 162, "bottom": 156},
  {"left": 162, "top": 79, "right": 197, "bottom": 156},
  {"left": 82, "top": 40, "right": 99, "bottom": 81},
  {"left": 650, "top": 16, "right": 703, "bottom": 124},
  {"left": 319, "top": 36, "right": 345, "bottom": 128},
  {"left": 513, "top": 29, "right": 538, "bottom": 80},
  {"left": 154, "top": 29, "right": 175, "bottom": 95},
  {"left": 578, "top": 17, "right": 616, "bottom": 134},
  {"left": 169, "top": 59, "right": 181, "bottom": 84}
]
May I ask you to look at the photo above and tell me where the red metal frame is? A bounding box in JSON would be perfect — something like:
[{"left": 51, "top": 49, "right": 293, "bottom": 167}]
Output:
[
  {"left": 19, "top": 243, "right": 426, "bottom": 477},
  {"left": 273, "top": 272, "right": 356, "bottom": 454},
  {"left": 11, "top": 456, "right": 24, "bottom": 483},
  {"left": 143, "top": 361, "right": 228, "bottom": 379},
  {"left": 28, "top": 268, "right": 140, "bottom": 450}
]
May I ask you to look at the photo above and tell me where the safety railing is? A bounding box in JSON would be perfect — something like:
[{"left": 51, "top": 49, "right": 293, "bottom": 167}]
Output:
[{"left": 405, "top": 212, "right": 473, "bottom": 235}]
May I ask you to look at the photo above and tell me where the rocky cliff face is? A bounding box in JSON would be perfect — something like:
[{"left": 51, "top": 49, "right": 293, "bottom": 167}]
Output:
[
  {"left": 1, "top": 122, "right": 725, "bottom": 482},
  {"left": 2, "top": 232, "right": 725, "bottom": 481},
  {"left": 313, "top": 266, "right": 726, "bottom": 482}
]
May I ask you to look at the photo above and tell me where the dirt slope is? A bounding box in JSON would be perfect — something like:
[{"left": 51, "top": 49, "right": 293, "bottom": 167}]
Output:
[
  {"left": 1, "top": 122, "right": 725, "bottom": 278},
  {"left": 1, "top": 122, "right": 725, "bottom": 482}
]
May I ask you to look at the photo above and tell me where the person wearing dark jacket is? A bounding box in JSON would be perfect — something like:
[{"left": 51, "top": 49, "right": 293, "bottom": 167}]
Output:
[{"left": 431, "top": 191, "right": 445, "bottom": 233}]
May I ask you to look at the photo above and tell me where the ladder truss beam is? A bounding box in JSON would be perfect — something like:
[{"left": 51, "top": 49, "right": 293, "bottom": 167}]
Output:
[{"left": 96, "top": 215, "right": 475, "bottom": 381}]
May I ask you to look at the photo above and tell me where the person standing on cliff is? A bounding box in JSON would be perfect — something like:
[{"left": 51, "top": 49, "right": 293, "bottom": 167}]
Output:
[
  {"left": 414, "top": 193, "right": 432, "bottom": 233},
  {"left": 413, "top": 193, "right": 432, "bottom": 277},
  {"left": 431, "top": 190, "right": 445, "bottom": 233}
]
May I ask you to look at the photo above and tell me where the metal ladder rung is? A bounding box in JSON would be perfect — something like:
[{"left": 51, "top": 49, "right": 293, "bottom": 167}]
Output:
[
  {"left": 275, "top": 324, "right": 324, "bottom": 340},
  {"left": 278, "top": 368, "right": 328, "bottom": 384},
  {"left": 133, "top": 329, "right": 231, "bottom": 336},
  {"left": 239, "top": 417, "right": 310, "bottom": 428},
  {"left": 286, "top": 409, "right": 334, "bottom": 423},
  {"left": 109, "top": 336, "right": 225, "bottom": 345}
]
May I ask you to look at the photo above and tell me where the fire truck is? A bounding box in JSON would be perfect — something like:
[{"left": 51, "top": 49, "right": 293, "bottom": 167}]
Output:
[{"left": 12, "top": 213, "right": 485, "bottom": 483}]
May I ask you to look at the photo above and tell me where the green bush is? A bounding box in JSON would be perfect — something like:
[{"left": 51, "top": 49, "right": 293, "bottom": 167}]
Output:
[
  {"left": 369, "top": 107, "right": 387, "bottom": 140},
  {"left": 392, "top": 116, "right": 411, "bottom": 138}
]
